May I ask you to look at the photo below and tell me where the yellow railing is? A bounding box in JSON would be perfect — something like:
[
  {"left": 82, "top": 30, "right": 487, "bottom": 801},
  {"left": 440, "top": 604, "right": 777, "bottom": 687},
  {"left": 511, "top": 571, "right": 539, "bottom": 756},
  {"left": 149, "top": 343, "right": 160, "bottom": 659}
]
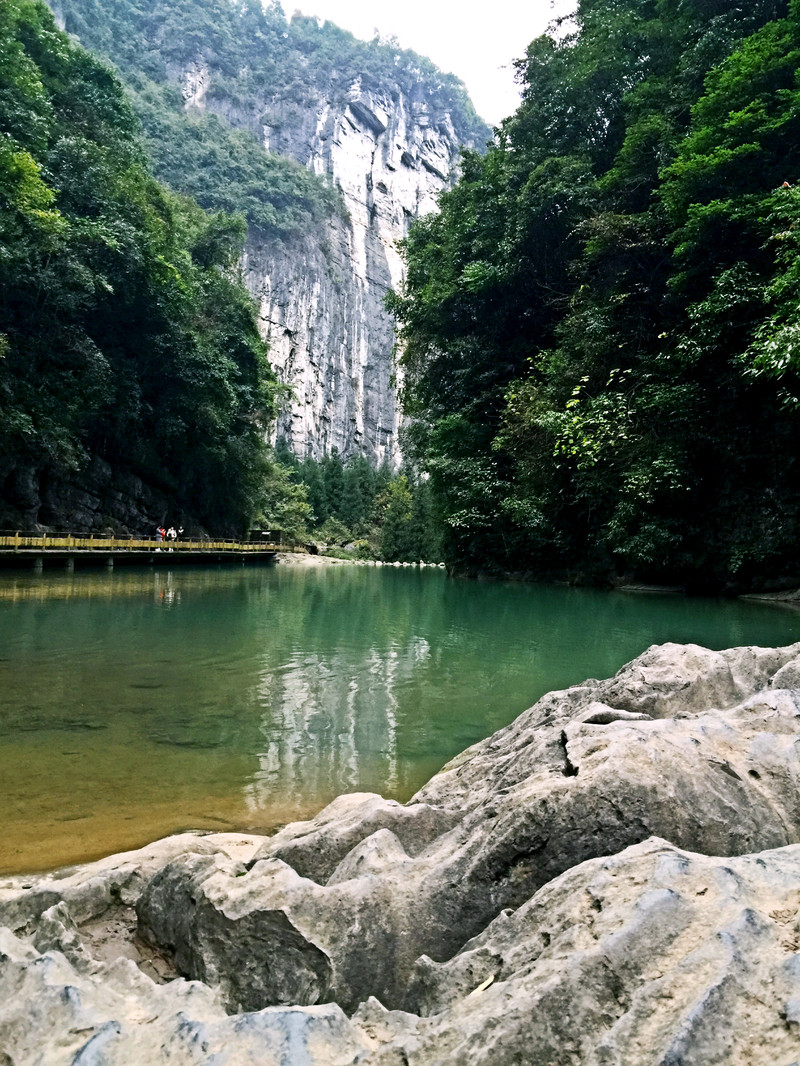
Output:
[{"left": 0, "top": 532, "right": 278, "bottom": 552}]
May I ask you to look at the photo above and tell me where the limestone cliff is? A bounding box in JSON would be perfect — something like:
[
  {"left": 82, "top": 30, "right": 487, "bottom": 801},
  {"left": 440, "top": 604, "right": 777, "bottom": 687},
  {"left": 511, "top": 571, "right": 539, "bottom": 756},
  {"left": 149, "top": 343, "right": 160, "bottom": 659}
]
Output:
[
  {"left": 187, "top": 71, "right": 478, "bottom": 466},
  {"left": 50, "top": 0, "right": 489, "bottom": 468}
]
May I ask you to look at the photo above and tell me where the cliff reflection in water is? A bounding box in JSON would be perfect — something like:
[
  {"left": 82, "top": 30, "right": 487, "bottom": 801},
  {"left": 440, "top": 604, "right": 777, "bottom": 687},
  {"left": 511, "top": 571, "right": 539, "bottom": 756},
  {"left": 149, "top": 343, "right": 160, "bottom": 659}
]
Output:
[
  {"left": 1, "top": 562, "right": 799, "bottom": 874},
  {"left": 244, "top": 638, "right": 429, "bottom": 813},
  {"left": 242, "top": 567, "right": 458, "bottom": 812}
]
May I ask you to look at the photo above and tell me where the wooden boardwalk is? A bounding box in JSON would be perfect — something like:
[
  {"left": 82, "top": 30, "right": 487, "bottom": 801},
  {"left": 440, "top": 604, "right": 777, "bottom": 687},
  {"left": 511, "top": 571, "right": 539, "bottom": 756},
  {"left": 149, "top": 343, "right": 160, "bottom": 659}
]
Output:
[{"left": 0, "top": 532, "right": 278, "bottom": 569}]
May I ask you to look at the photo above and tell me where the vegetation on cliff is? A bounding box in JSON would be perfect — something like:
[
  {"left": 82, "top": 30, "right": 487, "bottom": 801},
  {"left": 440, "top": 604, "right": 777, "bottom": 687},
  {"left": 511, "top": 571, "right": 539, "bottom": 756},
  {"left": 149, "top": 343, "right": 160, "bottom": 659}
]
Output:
[
  {"left": 0, "top": 0, "right": 280, "bottom": 532},
  {"left": 1, "top": 0, "right": 487, "bottom": 537},
  {"left": 390, "top": 0, "right": 800, "bottom": 590},
  {"left": 51, "top": 0, "right": 488, "bottom": 242}
]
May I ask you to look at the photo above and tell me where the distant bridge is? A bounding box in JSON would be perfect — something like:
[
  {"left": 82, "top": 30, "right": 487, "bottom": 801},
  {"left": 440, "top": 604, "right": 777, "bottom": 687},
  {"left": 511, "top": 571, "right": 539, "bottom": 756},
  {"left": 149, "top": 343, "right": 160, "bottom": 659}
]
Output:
[{"left": 0, "top": 532, "right": 280, "bottom": 569}]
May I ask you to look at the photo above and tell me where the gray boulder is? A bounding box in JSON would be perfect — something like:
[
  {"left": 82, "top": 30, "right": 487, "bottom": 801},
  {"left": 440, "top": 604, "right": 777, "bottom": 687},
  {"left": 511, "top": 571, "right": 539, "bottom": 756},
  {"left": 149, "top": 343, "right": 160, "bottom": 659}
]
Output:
[
  {"left": 136, "top": 642, "right": 800, "bottom": 1011},
  {"left": 372, "top": 837, "right": 800, "bottom": 1065},
  {"left": 0, "top": 923, "right": 376, "bottom": 1065},
  {"left": 6, "top": 839, "right": 800, "bottom": 1065}
]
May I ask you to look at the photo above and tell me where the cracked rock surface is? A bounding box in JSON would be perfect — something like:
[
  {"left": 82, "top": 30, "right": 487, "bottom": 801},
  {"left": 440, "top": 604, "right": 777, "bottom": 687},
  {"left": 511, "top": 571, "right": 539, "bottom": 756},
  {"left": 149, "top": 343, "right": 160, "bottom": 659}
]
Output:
[{"left": 3, "top": 641, "right": 800, "bottom": 1064}]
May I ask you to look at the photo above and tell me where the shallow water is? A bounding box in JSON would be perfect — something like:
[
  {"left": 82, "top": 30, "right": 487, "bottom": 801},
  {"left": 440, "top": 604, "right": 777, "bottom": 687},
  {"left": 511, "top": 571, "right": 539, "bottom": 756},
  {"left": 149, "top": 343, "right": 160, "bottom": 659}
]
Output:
[{"left": 1, "top": 563, "right": 798, "bottom": 874}]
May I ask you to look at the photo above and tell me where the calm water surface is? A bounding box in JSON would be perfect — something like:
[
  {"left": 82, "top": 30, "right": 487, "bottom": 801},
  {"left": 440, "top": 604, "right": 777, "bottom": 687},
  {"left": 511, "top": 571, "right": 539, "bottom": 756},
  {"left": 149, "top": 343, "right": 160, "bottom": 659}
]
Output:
[{"left": 2, "top": 562, "right": 799, "bottom": 874}]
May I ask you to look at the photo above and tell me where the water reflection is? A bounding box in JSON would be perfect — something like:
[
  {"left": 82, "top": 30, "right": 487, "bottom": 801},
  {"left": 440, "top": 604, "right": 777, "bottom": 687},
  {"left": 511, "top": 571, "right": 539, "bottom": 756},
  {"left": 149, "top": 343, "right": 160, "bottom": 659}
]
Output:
[
  {"left": 244, "top": 639, "right": 410, "bottom": 813},
  {"left": 1, "top": 563, "right": 799, "bottom": 874}
]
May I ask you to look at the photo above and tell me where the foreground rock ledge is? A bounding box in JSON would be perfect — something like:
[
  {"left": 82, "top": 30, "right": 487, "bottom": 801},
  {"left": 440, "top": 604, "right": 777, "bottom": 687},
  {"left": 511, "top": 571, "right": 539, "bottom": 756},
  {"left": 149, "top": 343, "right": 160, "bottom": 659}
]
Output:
[{"left": 3, "top": 641, "right": 800, "bottom": 1064}]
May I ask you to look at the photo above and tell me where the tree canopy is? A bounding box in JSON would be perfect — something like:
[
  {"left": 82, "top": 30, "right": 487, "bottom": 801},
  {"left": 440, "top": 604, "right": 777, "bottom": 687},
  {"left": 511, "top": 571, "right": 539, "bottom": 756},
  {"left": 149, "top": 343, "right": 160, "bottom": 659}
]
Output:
[
  {"left": 390, "top": 0, "right": 800, "bottom": 591},
  {"left": 273, "top": 444, "right": 441, "bottom": 563},
  {"left": 0, "top": 0, "right": 280, "bottom": 532}
]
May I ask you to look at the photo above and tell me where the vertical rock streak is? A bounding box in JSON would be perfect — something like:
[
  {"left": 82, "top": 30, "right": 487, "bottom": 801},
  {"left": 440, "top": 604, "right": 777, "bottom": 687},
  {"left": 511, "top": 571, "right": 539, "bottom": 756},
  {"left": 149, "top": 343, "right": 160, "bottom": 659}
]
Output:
[{"left": 184, "top": 69, "right": 472, "bottom": 465}]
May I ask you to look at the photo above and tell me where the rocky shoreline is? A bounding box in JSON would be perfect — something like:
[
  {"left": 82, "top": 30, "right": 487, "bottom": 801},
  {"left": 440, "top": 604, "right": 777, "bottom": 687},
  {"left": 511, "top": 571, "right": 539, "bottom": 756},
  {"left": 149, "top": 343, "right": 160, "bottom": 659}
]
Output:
[{"left": 3, "top": 641, "right": 800, "bottom": 1063}]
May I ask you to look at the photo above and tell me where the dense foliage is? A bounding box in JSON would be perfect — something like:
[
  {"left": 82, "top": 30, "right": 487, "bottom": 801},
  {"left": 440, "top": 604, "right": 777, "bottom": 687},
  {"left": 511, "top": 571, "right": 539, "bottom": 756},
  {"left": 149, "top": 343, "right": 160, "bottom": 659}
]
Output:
[
  {"left": 52, "top": 0, "right": 487, "bottom": 242},
  {"left": 390, "top": 0, "right": 800, "bottom": 590},
  {"left": 0, "top": 0, "right": 279, "bottom": 532},
  {"left": 271, "top": 442, "right": 441, "bottom": 562}
]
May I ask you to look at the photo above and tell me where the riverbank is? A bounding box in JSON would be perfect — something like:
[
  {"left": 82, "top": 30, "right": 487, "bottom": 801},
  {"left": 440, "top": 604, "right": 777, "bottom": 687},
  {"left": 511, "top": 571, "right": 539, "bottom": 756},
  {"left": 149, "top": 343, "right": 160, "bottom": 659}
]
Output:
[
  {"left": 275, "top": 550, "right": 446, "bottom": 568},
  {"left": 274, "top": 550, "right": 351, "bottom": 566},
  {"left": 3, "top": 640, "right": 800, "bottom": 1063}
]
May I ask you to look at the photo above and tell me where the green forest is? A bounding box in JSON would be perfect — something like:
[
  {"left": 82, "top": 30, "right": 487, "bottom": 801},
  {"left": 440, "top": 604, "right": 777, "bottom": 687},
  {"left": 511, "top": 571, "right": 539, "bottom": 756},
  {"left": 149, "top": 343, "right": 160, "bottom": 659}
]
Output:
[
  {"left": 0, "top": 0, "right": 475, "bottom": 555},
  {"left": 390, "top": 0, "right": 800, "bottom": 591},
  {"left": 272, "top": 442, "right": 441, "bottom": 563},
  {"left": 6, "top": 0, "right": 800, "bottom": 582},
  {"left": 0, "top": 0, "right": 283, "bottom": 534}
]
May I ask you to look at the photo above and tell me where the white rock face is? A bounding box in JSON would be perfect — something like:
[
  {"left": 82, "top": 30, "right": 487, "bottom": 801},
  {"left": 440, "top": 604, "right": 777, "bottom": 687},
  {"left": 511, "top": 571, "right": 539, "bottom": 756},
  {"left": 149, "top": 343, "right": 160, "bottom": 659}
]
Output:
[
  {"left": 180, "top": 61, "right": 211, "bottom": 109},
  {"left": 233, "top": 80, "right": 476, "bottom": 465}
]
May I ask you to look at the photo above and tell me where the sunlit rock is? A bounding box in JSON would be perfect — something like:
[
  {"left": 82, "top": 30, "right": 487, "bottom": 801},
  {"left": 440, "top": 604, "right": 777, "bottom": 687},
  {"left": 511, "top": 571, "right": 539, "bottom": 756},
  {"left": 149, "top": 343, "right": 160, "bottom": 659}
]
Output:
[
  {"left": 238, "top": 80, "right": 482, "bottom": 466},
  {"left": 390, "top": 838, "right": 800, "bottom": 1065}
]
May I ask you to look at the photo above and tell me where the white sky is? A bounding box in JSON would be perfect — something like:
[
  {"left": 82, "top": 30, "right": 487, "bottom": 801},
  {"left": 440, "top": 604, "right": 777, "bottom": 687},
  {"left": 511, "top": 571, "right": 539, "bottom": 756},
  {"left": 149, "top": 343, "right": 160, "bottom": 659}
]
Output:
[{"left": 292, "top": 0, "right": 576, "bottom": 127}]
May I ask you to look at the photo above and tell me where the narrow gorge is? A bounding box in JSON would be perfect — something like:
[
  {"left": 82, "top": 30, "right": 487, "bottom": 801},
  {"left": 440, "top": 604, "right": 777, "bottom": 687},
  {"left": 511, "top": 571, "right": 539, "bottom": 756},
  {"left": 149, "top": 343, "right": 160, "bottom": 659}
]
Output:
[{"left": 54, "top": 0, "right": 490, "bottom": 466}]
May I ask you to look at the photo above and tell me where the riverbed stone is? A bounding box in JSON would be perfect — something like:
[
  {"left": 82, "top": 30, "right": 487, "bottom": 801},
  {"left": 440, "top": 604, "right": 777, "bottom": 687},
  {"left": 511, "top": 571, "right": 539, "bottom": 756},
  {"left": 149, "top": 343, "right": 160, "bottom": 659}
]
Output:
[
  {"left": 4, "top": 641, "right": 800, "bottom": 1063},
  {"left": 383, "top": 837, "right": 800, "bottom": 1065},
  {"left": 6, "top": 840, "right": 800, "bottom": 1064},
  {"left": 133, "top": 642, "right": 800, "bottom": 1014},
  {"left": 253, "top": 792, "right": 459, "bottom": 883},
  {"left": 0, "top": 924, "right": 377, "bottom": 1065},
  {"left": 0, "top": 832, "right": 266, "bottom": 937}
]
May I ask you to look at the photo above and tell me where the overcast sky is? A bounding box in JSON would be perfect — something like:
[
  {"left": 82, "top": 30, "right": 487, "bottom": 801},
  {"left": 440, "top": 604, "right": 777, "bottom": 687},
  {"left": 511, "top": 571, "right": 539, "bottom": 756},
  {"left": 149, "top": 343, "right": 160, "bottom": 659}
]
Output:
[{"left": 293, "top": 0, "right": 576, "bottom": 127}]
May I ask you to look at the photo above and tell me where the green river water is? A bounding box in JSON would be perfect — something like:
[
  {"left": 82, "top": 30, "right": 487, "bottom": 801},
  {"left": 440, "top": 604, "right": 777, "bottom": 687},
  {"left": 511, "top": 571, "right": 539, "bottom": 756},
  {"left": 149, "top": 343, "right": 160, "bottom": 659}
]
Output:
[{"left": 1, "top": 561, "right": 799, "bottom": 875}]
